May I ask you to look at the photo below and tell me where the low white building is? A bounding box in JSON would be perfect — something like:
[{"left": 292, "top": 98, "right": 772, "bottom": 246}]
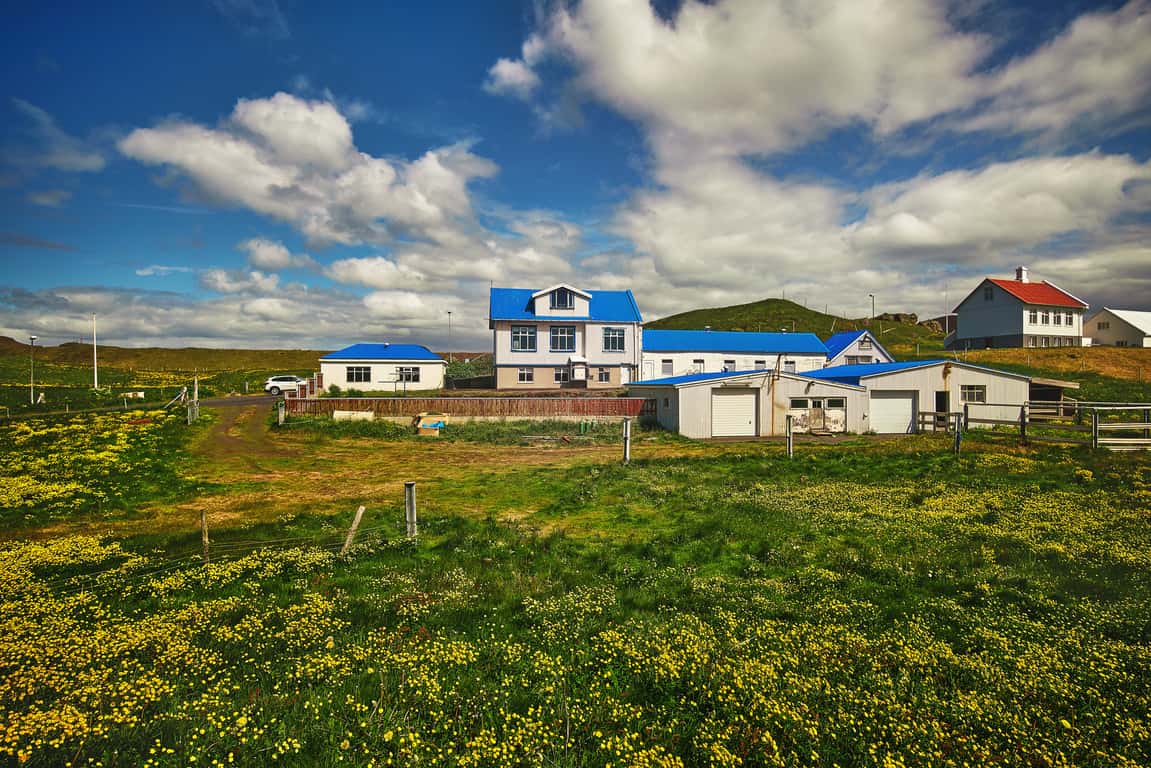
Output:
[
  {"left": 805, "top": 360, "right": 1031, "bottom": 433},
  {"left": 631, "top": 360, "right": 1032, "bottom": 438},
  {"left": 823, "top": 329, "right": 894, "bottom": 366},
  {"left": 319, "top": 343, "right": 447, "bottom": 392},
  {"left": 1085, "top": 308, "right": 1151, "bottom": 348},
  {"left": 640, "top": 330, "right": 828, "bottom": 380},
  {"left": 629, "top": 370, "right": 866, "bottom": 439}
]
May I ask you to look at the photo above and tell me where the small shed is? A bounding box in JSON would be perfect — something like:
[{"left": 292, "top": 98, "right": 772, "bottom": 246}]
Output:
[
  {"left": 804, "top": 360, "right": 1031, "bottom": 433},
  {"left": 320, "top": 343, "right": 447, "bottom": 392},
  {"left": 629, "top": 370, "right": 866, "bottom": 439}
]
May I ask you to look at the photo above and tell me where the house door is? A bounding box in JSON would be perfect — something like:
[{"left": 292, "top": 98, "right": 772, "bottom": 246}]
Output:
[
  {"left": 643, "top": 361, "right": 655, "bottom": 380},
  {"left": 935, "top": 391, "right": 949, "bottom": 430},
  {"left": 809, "top": 399, "right": 826, "bottom": 431}
]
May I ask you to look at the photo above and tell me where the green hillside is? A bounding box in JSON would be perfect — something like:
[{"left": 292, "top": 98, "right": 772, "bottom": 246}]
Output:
[{"left": 645, "top": 298, "right": 945, "bottom": 355}]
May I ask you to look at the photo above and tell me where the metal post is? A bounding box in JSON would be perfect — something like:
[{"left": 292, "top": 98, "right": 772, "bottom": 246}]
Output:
[
  {"left": 404, "top": 482, "right": 418, "bottom": 539},
  {"left": 277, "top": 400, "right": 285, "bottom": 426},
  {"left": 622, "top": 417, "right": 632, "bottom": 465},
  {"left": 786, "top": 414, "right": 794, "bottom": 458},
  {"left": 29, "top": 335, "right": 37, "bottom": 405},
  {"left": 340, "top": 505, "right": 366, "bottom": 556},
  {"left": 953, "top": 412, "right": 962, "bottom": 455},
  {"left": 200, "top": 508, "right": 209, "bottom": 565},
  {"left": 1091, "top": 410, "right": 1099, "bottom": 450},
  {"left": 1143, "top": 409, "right": 1149, "bottom": 441},
  {"left": 1020, "top": 404, "right": 1028, "bottom": 446},
  {"left": 963, "top": 403, "right": 970, "bottom": 432}
]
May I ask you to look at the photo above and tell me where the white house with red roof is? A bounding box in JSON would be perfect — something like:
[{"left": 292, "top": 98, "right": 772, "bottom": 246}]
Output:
[{"left": 947, "top": 267, "right": 1089, "bottom": 350}]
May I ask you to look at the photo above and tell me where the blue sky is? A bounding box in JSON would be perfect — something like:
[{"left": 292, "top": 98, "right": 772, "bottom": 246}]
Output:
[{"left": 1, "top": 0, "right": 1148, "bottom": 349}]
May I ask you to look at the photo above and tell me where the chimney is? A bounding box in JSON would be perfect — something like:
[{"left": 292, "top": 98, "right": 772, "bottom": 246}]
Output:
[{"left": 1015, "top": 266, "right": 1029, "bottom": 283}]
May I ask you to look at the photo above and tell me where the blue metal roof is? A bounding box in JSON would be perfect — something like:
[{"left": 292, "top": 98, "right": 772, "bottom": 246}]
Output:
[
  {"left": 320, "top": 343, "right": 444, "bottom": 362},
  {"left": 489, "top": 287, "right": 642, "bottom": 322},
  {"left": 642, "top": 329, "right": 828, "bottom": 354},
  {"left": 629, "top": 370, "right": 770, "bottom": 387},
  {"left": 823, "top": 330, "right": 866, "bottom": 359},
  {"left": 803, "top": 359, "right": 1030, "bottom": 386}
]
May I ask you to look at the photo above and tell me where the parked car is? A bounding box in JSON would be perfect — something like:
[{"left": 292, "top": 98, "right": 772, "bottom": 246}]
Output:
[{"left": 264, "top": 375, "right": 305, "bottom": 395}]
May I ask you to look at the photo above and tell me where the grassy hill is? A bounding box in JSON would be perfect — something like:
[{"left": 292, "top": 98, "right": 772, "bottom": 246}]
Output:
[
  {"left": 0, "top": 336, "right": 329, "bottom": 370},
  {"left": 646, "top": 298, "right": 945, "bottom": 355}
]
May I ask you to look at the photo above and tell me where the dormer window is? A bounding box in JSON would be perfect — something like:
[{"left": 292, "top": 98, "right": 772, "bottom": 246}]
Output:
[{"left": 550, "top": 288, "right": 575, "bottom": 310}]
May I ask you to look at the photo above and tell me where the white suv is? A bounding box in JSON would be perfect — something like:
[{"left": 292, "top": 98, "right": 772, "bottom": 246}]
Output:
[{"left": 265, "top": 375, "right": 305, "bottom": 395}]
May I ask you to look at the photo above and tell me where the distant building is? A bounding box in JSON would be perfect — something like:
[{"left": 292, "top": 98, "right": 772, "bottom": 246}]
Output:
[
  {"left": 1085, "top": 308, "right": 1151, "bottom": 348},
  {"left": 948, "top": 267, "right": 1088, "bottom": 350},
  {"left": 823, "top": 329, "right": 894, "bottom": 367},
  {"left": 319, "top": 343, "right": 446, "bottom": 392},
  {"left": 640, "top": 329, "right": 828, "bottom": 380},
  {"left": 489, "top": 284, "right": 643, "bottom": 389}
]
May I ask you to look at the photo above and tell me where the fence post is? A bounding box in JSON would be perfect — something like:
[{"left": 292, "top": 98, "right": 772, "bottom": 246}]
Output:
[
  {"left": 1091, "top": 410, "right": 1099, "bottom": 450},
  {"left": 953, "top": 412, "right": 962, "bottom": 455},
  {"left": 277, "top": 400, "right": 285, "bottom": 426},
  {"left": 404, "top": 482, "right": 418, "bottom": 539},
  {"left": 622, "top": 417, "right": 632, "bottom": 465},
  {"left": 340, "top": 505, "right": 366, "bottom": 556},
  {"left": 1144, "top": 408, "right": 1150, "bottom": 441},
  {"left": 963, "top": 403, "right": 969, "bottom": 432},
  {"left": 200, "top": 508, "right": 209, "bottom": 565},
  {"left": 786, "top": 414, "right": 794, "bottom": 458},
  {"left": 1019, "top": 404, "right": 1028, "bottom": 446}
]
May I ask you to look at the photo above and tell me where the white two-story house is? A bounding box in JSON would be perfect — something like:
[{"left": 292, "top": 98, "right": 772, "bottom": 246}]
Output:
[
  {"left": 947, "top": 267, "right": 1088, "bottom": 350},
  {"left": 489, "top": 284, "right": 643, "bottom": 389}
]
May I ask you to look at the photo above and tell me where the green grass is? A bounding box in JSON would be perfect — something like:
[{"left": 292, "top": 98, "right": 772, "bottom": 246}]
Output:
[
  {"left": 4, "top": 413, "right": 1150, "bottom": 766},
  {"left": 283, "top": 415, "right": 677, "bottom": 445}
]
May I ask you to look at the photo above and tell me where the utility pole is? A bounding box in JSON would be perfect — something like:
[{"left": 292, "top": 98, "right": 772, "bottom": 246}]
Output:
[
  {"left": 868, "top": 294, "right": 875, "bottom": 325},
  {"left": 447, "top": 310, "right": 453, "bottom": 363},
  {"left": 29, "top": 335, "right": 37, "bottom": 405}
]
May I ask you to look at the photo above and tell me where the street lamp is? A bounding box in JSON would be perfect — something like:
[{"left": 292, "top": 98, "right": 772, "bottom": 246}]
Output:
[
  {"left": 447, "top": 311, "right": 453, "bottom": 363},
  {"left": 868, "top": 294, "right": 875, "bottom": 324},
  {"left": 29, "top": 335, "right": 37, "bottom": 405}
]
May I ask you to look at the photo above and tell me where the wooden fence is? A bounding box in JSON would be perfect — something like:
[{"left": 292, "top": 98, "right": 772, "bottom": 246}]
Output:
[
  {"left": 286, "top": 396, "right": 650, "bottom": 420},
  {"left": 917, "top": 401, "right": 1151, "bottom": 450}
]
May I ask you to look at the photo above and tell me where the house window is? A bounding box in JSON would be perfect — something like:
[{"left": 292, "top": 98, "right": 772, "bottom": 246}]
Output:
[
  {"left": 858, "top": 338, "right": 873, "bottom": 350},
  {"left": 518, "top": 368, "right": 534, "bottom": 383},
  {"left": 1041, "top": 311, "right": 1050, "bottom": 325},
  {"left": 754, "top": 360, "right": 767, "bottom": 370},
  {"left": 550, "top": 288, "right": 575, "bottom": 309},
  {"left": 1029, "top": 310, "right": 1038, "bottom": 324},
  {"left": 1026, "top": 336, "right": 1035, "bottom": 347},
  {"left": 783, "top": 361, "right": 796, "bottom": 373},
  {"left": 723, "top": 359, "right": 736, "bottom": 371},
  {"left": 602, "top": 327, "right": 626, "bottom": 352},
  {"left": 692, "top": 359, "right": 705, "bottom": 372},
  {"left": 983, "top": 285, "right": 994, "bottom": 301},
  {"left": 790, "top": 398, "right": 809, "bottom": 409},
  {"left": 1065, "top": 312, "right": 1074, "bottom": 326},
  {"left": 598, "top": 367, "right": 610, "bottom": 383},
  {"left": 554, "top": 367, "right": 569, "bottom": 383},
  {"left": 511, "top": 325, "right": 537, "bottom": 352},
  {"left": 661, "top": 359, "right": 673, "bottom": 375},
  {"left": 1117, "top": 340, "right": 1128, "bottom": 348},
  {"left": 550, "top": 326, "right": 576, "bottom": 352},
  {"left": 826, "top": 398, "right": 846, "bottom": 409},
  {"left": 961, "top": 385, "right": 987, "bottom": 403},
  {"left": 1041, "top": 337, "right": 1050, "bottom": 347},
  {"left": 397, "top": 367, "right": 420, "bottom": 383},
  {"left": 1097, "top": 321, "right": 1109, "bottom": 330},
  {"left": 663, "top": 398, "right": 670, "bottom": 408},
  {"left": 1053, "top": 313, "right": 1062, "bottom": 326},
  {"left": 346, "top": 366, "right": 370, "bottom": 383}
]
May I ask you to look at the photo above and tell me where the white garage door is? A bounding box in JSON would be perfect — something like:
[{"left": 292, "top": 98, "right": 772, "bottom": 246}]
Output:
[
  {"left": 869, "top": 390, "right": 916, "bottom": 433},
  {"left": 711, "top": 389, "right": 757, "bottom": 437}
]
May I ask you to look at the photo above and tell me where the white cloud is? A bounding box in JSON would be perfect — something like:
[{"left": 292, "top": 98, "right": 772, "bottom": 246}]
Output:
[
  {"left": 119, "top": 92, "right": 498, "bottom": 249},
  {"left": 200, "top": 269, "right": 280, "bottom": 294},
  {"left": 324, "top": 256, "right": 433, "bottom": 290},
  {"left": 238, "top": 237, "right": 314, "bottom": 270},
  {"left": 27, "top": 189, "right": 72, "bottom": 207},
  {"left": 963, "top": 0, "right": 1151, "bottom": 138},
  {"left": 851, "top": 153, "right": 1151, "bottom": 255},
  {"left": 136, "top": 265, "right": 194, "bottom": 277},
  {"left": 10, "top": 99, "right": 105, "bottom": 172},
  {"left": 484, "top": 58, "right": 542, "bottom": 100}
]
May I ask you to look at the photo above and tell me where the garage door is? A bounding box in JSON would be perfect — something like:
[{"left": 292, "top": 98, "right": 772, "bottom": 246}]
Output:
[
  {"left": 712, "top": 389, "right": 757, "bottom": 437},
  {"left": 869, "top": 390, "right": 916, "bottom": 433}
]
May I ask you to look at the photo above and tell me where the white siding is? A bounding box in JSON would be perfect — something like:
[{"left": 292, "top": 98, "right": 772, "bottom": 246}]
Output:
[
  {"left": 858, "top": 364, "right": 1029, "bottom": 429},
  {"left": 531, "top": 289, "right": 590, "bottom": 318},
  {"left": 827, "top": 333, "right": 893, "bottom": 365},
  {"left": 494, "top": 320, "right": 642, "bottom": 370},
  {"left": 319, "top": 360, "right": 446, "bottom": 392},
  {"left": 640, "top": 350, "right": 826, "bottom": 378},
  {"left": 1086, "top": 309, "right": 1151, "bottom": 347}
]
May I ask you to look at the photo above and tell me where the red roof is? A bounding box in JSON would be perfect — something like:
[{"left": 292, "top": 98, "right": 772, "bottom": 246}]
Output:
[{"left": 988, "top": 279, "right": 1087, "bottom": 308}]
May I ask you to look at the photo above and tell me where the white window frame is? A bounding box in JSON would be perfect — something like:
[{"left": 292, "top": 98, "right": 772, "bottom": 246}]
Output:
[
  {"left": 553, "top": 366, "right": 570, "bottom": 383},
  {"left": 1053, "top": 313, "right": 1062, "bottom": 326},
  {"left": 723, "top": 359, "right": 736, "bottom": 371},
  {"left": 1041, "top": 311, "right": 1050, "bottom": 325},
  {"left": 597, "top": 367, "right": 610, "bottom": 383},
  {"left": 550, "top": 288, "right": 574, "bottom": 310},
  {"left": 661, "top": 359, "right": 673, "bottom": 376},
  {"left": 397, "top": 366, "right": 420, "bottom": 383},
  {"left": 550, "top": 326, "right": 576, "bottom": 352},
  {"left": 1065, "top": 312, "right": 1074, "bottom": 327},
  {"left": 511, "top": 325, "right": 537, "bottom": 352},
  {"left": 692, "top": 359, "right": 705, "bottom": 373},
  {"left": 960, "top": 384, "right": 987, "bottom": 403},
  {"left": 602, "top": 327, "right": 626, "bottom": 352},
  {"left": 826, "top": 398, "right": 846, "bottom": 409},
  {"left": 518, "top": 368, "right": 534, "bottom": 383},
  {"left": 790, "top": 398, "right": 809, "bottom": 409},
  {"left": 783, "top": 360, "right": 796, "bottom": 373},
  {"left": 1029, "top": 310, "right": 1038, "bottom": 324},
  {"left": 346, "top": 366, "right": 370, "bottom": 383},
  {"left": 858, "top": 338, "right": 873, "bottom": 350},
  {"left": 754, "top": 360, "right": 767, "bottom": 370}
]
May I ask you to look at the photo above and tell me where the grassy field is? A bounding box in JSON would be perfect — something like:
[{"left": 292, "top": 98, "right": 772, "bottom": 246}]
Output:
[{"left": 1, "top": 401, "right": 1149, "bottom": 767}]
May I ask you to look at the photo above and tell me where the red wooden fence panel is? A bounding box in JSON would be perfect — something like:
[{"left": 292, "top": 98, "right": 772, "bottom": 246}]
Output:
[{"left": 286, "top": 397, "right": 648, "bottom": 418}]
